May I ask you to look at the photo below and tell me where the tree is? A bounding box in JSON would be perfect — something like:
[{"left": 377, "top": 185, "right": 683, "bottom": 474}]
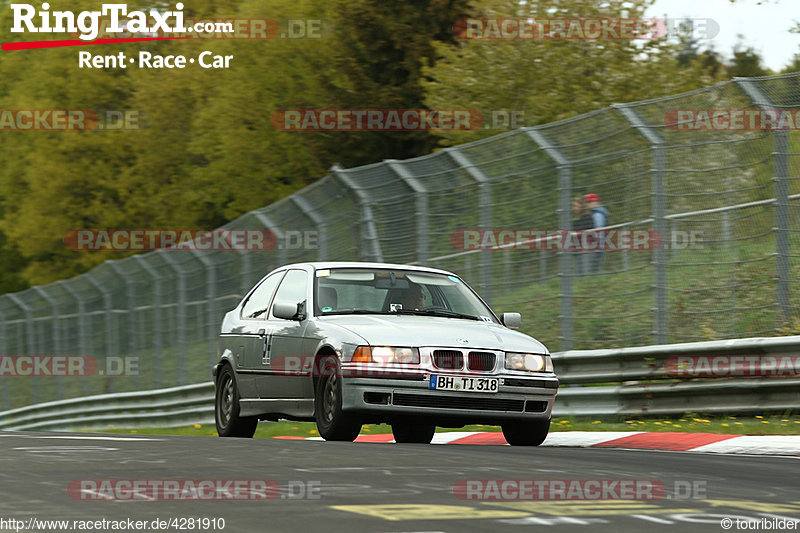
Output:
[
  {"left": 728, "top": 35, "right": 770, "bottom": 77},
  {"left": 422, "top": 0, "right": 725, "bottom": 146}
]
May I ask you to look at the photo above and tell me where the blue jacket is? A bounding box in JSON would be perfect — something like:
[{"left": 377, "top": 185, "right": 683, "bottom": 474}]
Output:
[{"left": 592, "top": 206, "right": 609, "bottom": 229}]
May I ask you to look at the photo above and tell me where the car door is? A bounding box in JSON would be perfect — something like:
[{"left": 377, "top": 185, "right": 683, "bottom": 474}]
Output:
[
  {"left": 261, "top": 268, "right": 313, "bottom": 399},
  {"left": 237, "top": 270, "right": 285, "bottom": 399}
]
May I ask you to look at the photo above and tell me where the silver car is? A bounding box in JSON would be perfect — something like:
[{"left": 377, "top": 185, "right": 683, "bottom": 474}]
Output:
[{"left": 213, "top": 262, "right": 558, "bottom": 445}]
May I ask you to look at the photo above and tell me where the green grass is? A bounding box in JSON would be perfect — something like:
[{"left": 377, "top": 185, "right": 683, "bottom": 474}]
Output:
[
  {"left": 100, "top": 413, "right": 800, "bottom": 438},
  {"left": 491, "top": 228, "right": 800, "bottom": 351}
]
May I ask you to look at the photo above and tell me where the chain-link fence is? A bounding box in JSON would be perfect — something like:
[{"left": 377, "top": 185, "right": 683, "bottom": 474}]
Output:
[{"left": 1, "top": 72, "right": 799, "bottom": 409}]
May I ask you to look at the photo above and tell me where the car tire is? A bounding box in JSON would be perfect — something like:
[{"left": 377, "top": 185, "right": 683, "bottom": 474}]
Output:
[
  {"left": 502, "top": 418, "right": 550, "bottom": 446},
  {"left": 314, "top": 356, "right": 362, "bottom": 441},
  {"left": 215, "top": 365, "right": 258, "bottom": 438},
  {"left": 391, "top": 422, "right": 436, "bottom": 444}
]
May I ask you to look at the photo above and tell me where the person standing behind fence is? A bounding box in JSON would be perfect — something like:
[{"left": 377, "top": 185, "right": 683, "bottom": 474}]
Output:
[
  {"left": 584, "top": 193, "right": 609, "bottom": 273},
  {"left": 572, "top": 197, "right": 593, "bottom": 276}
]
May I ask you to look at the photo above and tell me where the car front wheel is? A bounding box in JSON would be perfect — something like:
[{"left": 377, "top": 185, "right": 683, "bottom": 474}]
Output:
[
  {"left": 391, "top": 422, "right": 436, "bottom": 444},
  {"left": 502, "top": 418, "right": 550, "bottom": 446},
  {"left": 314, "top": 356, "right": 362, "bottom": 441},
  {"left": 215, "top": 365, "right": 258, "bottom": 438}
]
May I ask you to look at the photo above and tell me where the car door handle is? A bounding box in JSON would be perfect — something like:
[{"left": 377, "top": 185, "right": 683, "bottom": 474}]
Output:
[{"left": 257, "top": 328, "right": 266, "bottom": 337}]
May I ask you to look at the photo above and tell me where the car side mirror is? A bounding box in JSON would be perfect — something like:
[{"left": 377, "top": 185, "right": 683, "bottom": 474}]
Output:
[
  {"left": 501, "top": 312, "right": 521, "bottom": 329},
  {"left": 273, "top": 301, "right": 306, "bottom": 321}
]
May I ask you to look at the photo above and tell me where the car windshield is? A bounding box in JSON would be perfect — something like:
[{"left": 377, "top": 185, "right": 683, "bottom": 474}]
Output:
[{"left": 314, "top": 268, "right": 497, "bottom": 323}]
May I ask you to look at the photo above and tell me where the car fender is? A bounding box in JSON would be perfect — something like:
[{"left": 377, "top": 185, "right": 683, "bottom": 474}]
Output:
[{"left": 212, "top": 348, "right": 237, "bottom": 383}]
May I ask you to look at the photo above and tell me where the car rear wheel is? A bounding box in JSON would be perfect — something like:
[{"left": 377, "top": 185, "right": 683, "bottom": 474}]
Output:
[
  {"left": 314, "top": 356, "right": 362, "bottom": 441},
  {"left": 215, "top": 365, "right": 258, "bottom": 438},
  {"left": 502, "top": 418, "right": 550, "bottom": 446},
  {"left": 391, "top": 422, "right": 436, "bottom": 444}
]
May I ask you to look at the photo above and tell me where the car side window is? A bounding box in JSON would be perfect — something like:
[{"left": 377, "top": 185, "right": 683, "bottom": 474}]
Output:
[
  {"left": 270, "top": 269, "right": 308, "bottom": 318},
  {"left": 241, "top": 272, "right": 284, "bottom": 320}
]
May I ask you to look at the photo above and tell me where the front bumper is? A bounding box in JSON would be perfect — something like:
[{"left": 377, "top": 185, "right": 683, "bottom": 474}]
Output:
[{"left": 340, "top": 373, "right": 558, "bottom": 424}]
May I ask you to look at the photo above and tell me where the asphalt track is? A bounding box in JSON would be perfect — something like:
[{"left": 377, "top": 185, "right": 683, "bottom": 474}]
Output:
[{"left": 1, "top": 431, "right": 798, "bottom": 533}]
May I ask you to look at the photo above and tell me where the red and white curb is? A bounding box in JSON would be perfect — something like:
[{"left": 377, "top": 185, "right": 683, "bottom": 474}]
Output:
[{"left": 274, "top": 431, "right": 800, "bottom": 455}]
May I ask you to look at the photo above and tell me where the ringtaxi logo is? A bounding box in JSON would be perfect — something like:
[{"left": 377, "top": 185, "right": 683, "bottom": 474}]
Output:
[{"left": 10, "top": 2, "right": 192, "bottom": 42}]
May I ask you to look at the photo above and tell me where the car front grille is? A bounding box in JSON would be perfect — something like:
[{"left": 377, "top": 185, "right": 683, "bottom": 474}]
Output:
[
  {"left": 468, "top": 351, "right": 496, "bottom": 371},
  {"left": 393, "top": 393, "right": 524, "bottom": 412},
  {"left": 432, "top": 350, "right": 463, "bottom": 370}
]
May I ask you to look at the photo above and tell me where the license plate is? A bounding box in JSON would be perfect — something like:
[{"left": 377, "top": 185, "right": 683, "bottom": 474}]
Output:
[{"left": 429, "top": 375, "right": 499, "bottom": 393}]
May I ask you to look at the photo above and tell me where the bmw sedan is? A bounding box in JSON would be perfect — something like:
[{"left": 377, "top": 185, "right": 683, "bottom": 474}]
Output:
[{"left": 213, "top": 262, "right": 558, "bottom": 445}]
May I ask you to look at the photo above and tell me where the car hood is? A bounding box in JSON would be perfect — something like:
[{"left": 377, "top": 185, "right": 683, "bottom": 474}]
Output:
[{"left": 318, "top": 314, "right": 548, "bottom": 353}]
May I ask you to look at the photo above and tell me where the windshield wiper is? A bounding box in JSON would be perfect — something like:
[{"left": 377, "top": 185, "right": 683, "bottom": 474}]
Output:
[
  {"left": 321, "top": 309, "right": 384, "bottom": 315},
  {"left": 392, "top": 309, "right": 481, "bottom": 321}
]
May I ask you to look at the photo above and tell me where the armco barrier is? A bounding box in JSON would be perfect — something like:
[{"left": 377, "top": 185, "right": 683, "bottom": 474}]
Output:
[{"left": 0, "top": 336, "right": 797, "bottom": 431}]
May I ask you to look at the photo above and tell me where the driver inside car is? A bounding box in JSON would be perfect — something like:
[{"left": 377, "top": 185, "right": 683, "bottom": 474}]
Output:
[{"left": 399, "top": 282, "right": 425, "bottom": 310}]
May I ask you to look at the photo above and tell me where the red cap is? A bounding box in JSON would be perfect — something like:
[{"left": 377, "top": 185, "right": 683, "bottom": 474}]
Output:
[{"left": 584, "top": 193, "right": 600, "bottom": 202}]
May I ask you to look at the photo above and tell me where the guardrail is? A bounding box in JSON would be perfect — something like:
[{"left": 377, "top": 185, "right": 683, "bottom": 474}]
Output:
[
  {"left": 0, "top": 383, "right": 213, "bottom": 431},
  {"left": 1, "top": 336, "right": 798, "bottom": 431}
]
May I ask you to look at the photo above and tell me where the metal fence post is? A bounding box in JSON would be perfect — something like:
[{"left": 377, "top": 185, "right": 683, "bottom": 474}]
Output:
[
  {"left": 0, "top": 308, "right": 7, "bottom": 410},
  {"left": 253, "top": 212, "right": 287, "bottom": 266},
  {"left": 85, "top": 273, "right": 116, "bottom": 392},
  {"left": 107, "top": 261, "right": 138, "bottom": 389},
  {"left": 239, "top": 250, "right": 253, "bottom": 295},
  {"left": 291, "top": 196, "right": 328, "bottom": 261},
  {"left": 774, "top": 129, "right": 792, "bottom": 326},
  {"left": 160, "top": 253, "right": 187, "bottom": 386},
  {"left": 330, "top": 165, "right": 384, "bottom": 262},
  {"left": 33, "top": 287, "right": 63, "bottom": 400},
  {"left": 735, "top": 78, "right": 792, "bottom": 327},
  {"left": 7, "top": 294, "right": 38, "bottom": 402},
  {"left": 526, "top": 128, "right": 574, "bottom": 350},
  {"left": 445, "top": 147, "right": 493, "bottom": 304},
  {"left": 385, "top": 159, "right": 429, "bottom": 264},
  {"left": 189, "top": 250, "right": 217, "bottom": 368},
  {"left": 615, "top": 104, "right": 668, "bottom": 344},
  {"left": 133, "top": 256, "right": 163, "bottom": 390},
  {"left": 58, "top": 280, "right": 89, "bottom": 395}
]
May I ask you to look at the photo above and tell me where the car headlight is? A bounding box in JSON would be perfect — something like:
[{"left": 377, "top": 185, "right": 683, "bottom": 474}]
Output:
[
  {"left": 504, "top": 352, "right": 553, "bottom": 372},
  {"left": 352, "top": 346, "right": 420, "bottom": 364}
]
